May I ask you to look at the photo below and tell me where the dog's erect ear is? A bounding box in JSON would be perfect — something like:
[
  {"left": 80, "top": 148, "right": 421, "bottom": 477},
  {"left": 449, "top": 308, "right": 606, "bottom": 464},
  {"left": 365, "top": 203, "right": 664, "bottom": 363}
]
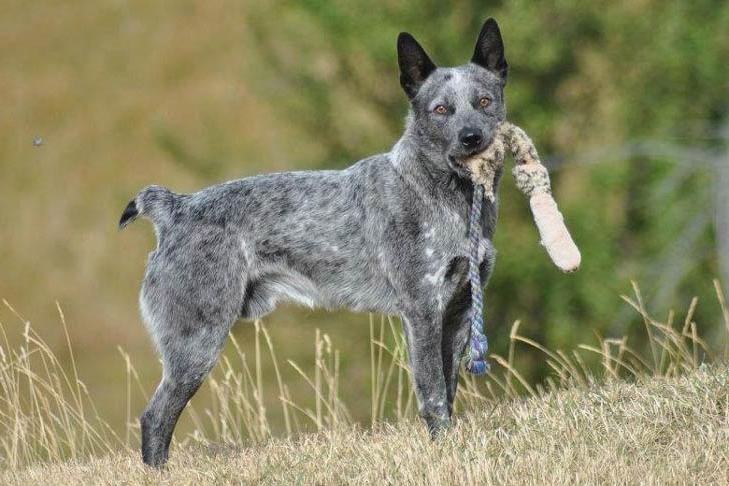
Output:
[
  {"left": 471, "top": 18, "right": 508, "bottom": 81},
  {"left": 398, "top": 32, "right": 437, "bottom": 99}
]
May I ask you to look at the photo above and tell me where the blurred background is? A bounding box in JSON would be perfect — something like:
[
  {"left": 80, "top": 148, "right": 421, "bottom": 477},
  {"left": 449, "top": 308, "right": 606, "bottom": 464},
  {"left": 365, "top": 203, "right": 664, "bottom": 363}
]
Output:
[{"left": 1, "top": 0, "right": 728, "bottom": 436}]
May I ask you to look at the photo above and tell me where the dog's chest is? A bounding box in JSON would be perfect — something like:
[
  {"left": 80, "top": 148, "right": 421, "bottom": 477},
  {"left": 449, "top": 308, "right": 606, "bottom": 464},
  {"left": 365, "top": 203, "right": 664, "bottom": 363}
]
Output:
[
  {"left": 421, "top": 209, "right": 468, "bottom": 255},
  {"left": 416, "top": 199, "right": 495, "bottom": 288},
  {"left": 419, "top": 211, "right": 465, "bottom": 268}
]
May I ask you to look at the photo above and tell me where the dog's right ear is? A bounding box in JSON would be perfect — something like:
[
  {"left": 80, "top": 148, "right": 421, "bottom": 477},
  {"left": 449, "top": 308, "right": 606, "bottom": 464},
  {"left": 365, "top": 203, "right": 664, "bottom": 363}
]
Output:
[{"left": 397, "top": 33, "right": 437, "bottom": 100}]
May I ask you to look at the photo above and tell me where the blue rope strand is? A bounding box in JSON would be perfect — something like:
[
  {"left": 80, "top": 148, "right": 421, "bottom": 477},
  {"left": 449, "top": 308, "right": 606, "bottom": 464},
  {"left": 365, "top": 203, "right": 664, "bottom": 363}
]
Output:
[{"left": 465, "top": 183, "right": 489, "bottom": 375}]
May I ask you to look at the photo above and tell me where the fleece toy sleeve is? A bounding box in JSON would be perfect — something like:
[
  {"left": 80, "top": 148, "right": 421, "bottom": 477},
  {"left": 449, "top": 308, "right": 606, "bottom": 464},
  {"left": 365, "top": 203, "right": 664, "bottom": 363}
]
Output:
[{"left": 467, "top": 122, "right": 581, "bottom": 272}]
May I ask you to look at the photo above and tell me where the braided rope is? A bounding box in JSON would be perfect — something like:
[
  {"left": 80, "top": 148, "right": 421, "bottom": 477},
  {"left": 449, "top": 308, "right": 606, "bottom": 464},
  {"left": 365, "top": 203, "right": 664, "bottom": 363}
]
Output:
[{"left": 464, "top": 183, "right": 489, "bottom": 375}]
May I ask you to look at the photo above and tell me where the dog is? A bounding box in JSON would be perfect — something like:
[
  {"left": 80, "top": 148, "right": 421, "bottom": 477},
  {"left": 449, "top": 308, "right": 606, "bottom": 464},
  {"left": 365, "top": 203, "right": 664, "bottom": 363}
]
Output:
[{"left": 120, "top": 18, "right": 508, "bottom": 467}]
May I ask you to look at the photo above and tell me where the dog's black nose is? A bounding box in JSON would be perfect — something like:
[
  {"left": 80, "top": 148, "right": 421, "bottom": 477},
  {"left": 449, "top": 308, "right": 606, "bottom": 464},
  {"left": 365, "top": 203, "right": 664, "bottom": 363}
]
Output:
[{"left": 459, "top": 128, "right": 483, "bottom": 149}]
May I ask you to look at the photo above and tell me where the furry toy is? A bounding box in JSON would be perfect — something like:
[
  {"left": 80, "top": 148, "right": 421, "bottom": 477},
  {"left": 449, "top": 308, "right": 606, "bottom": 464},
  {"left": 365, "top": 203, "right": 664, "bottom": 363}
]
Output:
[
  {"left": 469, "top": 122, "right": 581, "bottom": 272},
  {"left": 463, "top": 122, "right": 581, "bottom": 374}
]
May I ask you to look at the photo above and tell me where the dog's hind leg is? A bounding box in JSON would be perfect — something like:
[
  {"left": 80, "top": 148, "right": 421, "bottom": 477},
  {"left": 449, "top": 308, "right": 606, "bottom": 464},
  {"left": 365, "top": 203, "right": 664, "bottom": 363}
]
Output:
[
  {"left": 138, "top": 288, "right": 238, "bottom": 467},
  {"left": 139, "top": 319, "right": 232, "bottom": 468}
]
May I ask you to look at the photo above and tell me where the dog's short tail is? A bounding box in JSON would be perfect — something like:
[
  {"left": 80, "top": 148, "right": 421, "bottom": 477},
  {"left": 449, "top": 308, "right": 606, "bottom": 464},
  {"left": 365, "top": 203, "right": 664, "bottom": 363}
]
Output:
[{"left": 118, "top": 185, "right": 175, "bottom": 230}]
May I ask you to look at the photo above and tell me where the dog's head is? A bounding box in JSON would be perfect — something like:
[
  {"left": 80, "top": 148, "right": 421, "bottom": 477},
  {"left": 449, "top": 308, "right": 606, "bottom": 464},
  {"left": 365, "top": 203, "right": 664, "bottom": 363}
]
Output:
[{"left": 398, "top": 18, "right": 508, "bottom": 177}]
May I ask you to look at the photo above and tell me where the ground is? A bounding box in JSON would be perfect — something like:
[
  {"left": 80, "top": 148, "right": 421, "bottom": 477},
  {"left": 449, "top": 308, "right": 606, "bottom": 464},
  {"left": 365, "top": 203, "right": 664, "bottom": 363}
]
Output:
[{"left": 4, "top": 365, "right": 727, "bottom": 485}]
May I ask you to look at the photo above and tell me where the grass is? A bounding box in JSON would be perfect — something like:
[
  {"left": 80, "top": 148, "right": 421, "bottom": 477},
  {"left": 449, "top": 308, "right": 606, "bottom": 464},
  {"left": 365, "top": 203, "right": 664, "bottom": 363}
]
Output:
[
  {"left": 3, "top": 365, "right": 728, "bottom": 485},
  {"left": 0, "top": 281, "right": 727, "bottom": 484}
]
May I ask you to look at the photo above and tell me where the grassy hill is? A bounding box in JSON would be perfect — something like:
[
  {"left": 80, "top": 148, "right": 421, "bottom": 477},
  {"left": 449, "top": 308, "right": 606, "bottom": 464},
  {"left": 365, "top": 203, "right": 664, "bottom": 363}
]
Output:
[
  {"left": 3, "top": 364, "right": 727, "bottom": 485},
  {"left": 0, "top": 286, "right": 727, "bottom": 483}
]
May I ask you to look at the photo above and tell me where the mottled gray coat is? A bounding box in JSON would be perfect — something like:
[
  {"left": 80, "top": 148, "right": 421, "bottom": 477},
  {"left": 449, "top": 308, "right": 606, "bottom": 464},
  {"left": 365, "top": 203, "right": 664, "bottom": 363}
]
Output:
[{"left": 121, "top": 18, "right": 509, "bottom": 467}]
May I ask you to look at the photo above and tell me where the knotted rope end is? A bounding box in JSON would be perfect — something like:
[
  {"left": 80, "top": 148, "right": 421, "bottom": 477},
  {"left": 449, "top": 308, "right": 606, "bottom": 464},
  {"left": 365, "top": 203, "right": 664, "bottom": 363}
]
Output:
[
  {"left": 464, "top": 332, "right": 490, "bottom": 375},
  {"left": 465, "top": 358, "right": 489, "bottom": 375}
]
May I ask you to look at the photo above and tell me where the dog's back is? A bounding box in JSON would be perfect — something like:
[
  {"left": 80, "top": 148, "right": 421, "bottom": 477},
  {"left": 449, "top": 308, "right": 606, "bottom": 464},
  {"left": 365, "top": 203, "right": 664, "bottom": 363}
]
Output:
[{"left": 123, "top": 155, "right": 413, "bottom": 326}]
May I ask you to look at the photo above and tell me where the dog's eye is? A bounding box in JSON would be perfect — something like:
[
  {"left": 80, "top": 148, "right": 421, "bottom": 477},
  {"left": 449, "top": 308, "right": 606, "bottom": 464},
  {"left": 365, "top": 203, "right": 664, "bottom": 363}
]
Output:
[
  {"left": 479, "top": 97, "right": 491, "bottom": 108},
  {"left": 434, "top": 105, "right": 448, "bottom": 115}
]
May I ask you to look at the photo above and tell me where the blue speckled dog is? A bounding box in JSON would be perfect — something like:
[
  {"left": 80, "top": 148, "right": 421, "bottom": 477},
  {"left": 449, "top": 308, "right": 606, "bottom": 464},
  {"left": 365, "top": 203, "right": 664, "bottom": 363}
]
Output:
[{"left": 120, "top": 18, "right": 508, "bottom": 467}]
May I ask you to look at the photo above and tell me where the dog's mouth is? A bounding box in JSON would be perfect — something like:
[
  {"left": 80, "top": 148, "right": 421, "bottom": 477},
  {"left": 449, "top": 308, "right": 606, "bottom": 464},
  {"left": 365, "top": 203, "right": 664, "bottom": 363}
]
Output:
[
  {"left": 447, "top": 144, "right": 491, "bottom": 176},
  {"left": 448, "top": 135, "right": 495, "bottom": 167},
  {"left": 447, "top": 154, "right": 476, "bottom": 179},
  {"left": 448, "top": 148, "right": 485, "bottom": 165}
]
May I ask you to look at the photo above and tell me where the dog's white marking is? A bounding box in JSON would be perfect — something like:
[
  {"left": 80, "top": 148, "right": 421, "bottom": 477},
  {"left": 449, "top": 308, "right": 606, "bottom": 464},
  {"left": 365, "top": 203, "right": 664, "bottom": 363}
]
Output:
[
  {"left": 139, "top": 293, "right": 166, "bottom": 365},
  {"left": 261, "top": 268, "right": 321, "bottom": 309},
  {"left": 424, "top": 264, "right": 447, "bottom": 287},
  {"left": 478, "top": 240, "right": 489, "bottom": 260},
  {"left": 377, "top": 250, "right": 387, "bottom": 266},
  {"left": 389, "top": 139, "right": 408, "bottom": 169},
  {"left": 270, "top": 281, "right": 317, "bottom": 308},
  {"left": 240, "top": 238, "right": 254, "bottom": 265},
  {"left": 449, "top": 70, "right": 471, "bottom": 107},
  {"left": 436, "top": 295, "right": 444, "bottom": 312}
]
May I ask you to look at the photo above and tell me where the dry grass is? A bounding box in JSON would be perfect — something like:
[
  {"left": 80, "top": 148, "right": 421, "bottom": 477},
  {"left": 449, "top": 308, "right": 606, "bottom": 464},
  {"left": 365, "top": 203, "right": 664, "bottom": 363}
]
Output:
[
  {"left": 0, "top": 281, "right": 727, "bottom": 484},
  {"left": 3, "top": 366, "right": 728, "bottom": 485}
]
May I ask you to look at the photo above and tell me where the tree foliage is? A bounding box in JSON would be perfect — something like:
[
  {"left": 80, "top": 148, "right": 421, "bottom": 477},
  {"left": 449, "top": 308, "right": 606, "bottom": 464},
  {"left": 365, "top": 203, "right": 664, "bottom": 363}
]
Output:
[{"left": 242, "top": 0, "right": 729, "bottom": 377}]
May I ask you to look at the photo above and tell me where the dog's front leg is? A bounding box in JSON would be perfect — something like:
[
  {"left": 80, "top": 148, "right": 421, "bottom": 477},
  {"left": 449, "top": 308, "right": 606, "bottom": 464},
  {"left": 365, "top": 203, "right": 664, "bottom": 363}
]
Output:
[{"left": 401, "top": 311, "right": 450, "bottom": 437}]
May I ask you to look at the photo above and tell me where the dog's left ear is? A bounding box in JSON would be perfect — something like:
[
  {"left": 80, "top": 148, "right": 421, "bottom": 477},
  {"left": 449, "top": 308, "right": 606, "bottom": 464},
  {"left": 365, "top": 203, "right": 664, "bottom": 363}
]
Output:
[{"left": 471, "top": 18, "right": 508, "bottom": 81}]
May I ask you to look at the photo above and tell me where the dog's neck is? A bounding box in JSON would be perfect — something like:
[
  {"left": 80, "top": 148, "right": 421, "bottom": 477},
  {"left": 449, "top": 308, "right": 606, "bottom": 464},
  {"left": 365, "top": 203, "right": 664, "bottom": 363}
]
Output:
[{"left": 390, "top": 128, "right": 472, "bottom": 206}]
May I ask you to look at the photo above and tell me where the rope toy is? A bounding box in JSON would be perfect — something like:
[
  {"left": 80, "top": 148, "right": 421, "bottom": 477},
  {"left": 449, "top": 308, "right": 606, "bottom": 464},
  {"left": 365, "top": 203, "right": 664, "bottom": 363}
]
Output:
[{"left": 463, "top": 122, "right": 581, "bottom": 375}]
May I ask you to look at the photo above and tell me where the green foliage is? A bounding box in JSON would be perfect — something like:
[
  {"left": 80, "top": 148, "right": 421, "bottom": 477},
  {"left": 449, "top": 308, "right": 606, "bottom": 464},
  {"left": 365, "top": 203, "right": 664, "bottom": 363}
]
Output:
[{"left": 242, "top": 0, "right": 729, "bottom": 378}]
